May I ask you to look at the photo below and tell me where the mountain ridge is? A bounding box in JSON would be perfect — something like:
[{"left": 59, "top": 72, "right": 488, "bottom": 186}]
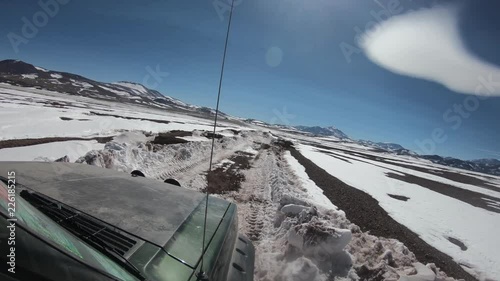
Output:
[
  {"left": 0, "top": 59, "right": 231, "bottom": 119},
  {"left": 294, "top": 125, "right": 350, "bottom": 140}
]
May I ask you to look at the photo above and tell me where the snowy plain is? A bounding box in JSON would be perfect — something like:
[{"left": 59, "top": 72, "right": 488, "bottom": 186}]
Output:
[
  {"left": 1, "top": 84, "right": 498, "bottom": 280},
  {"left": 0, "top": 140, "right": 105, "bottom": 162},
  {"left": 0, "top": 85, "right": 245, "bottom": 141},
  {"left": 296, "top": 144, "right": 500, "bottom": 281}
]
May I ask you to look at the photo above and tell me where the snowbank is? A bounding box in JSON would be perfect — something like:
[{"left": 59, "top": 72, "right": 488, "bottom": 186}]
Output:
[{"left": 284, "top": 151, "right": 339, "bottom": 210}]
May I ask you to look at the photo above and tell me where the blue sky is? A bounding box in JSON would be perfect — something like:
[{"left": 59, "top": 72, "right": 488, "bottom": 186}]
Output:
[{"left": 1, "top": 0, "right": 499, "bottom": 160}]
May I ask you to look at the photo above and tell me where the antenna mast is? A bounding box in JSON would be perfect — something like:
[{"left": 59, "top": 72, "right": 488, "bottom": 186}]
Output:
[{"left": 197, "top": 0, "right": 236, "bottom": 280}]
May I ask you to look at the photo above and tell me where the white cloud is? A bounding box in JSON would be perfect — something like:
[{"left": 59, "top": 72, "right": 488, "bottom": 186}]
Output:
[{"left": 360, "top": 5, "right": 500, "bottom": 96}]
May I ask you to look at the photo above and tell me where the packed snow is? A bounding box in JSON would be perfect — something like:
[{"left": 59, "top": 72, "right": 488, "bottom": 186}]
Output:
[
  {"left": 111, "top": 82, "right": 161, "bottom": 100},
  {"left": 35, "top": 66, "right": 49, "bottom": 72},
  {"left": 21, "top": 74, "right": 38, "bottom": 79},
  {"left": 98, "top": 85, "right": 131, "bottom": 96},
  {"left": 70, "top": 79, "right": 93, "bottom": 89},
  {"left": 50, "top": 73, "right": 63, "bottom": 79},
  {"left": 113, "top": 82, "right": 149, "bottom": 96}
]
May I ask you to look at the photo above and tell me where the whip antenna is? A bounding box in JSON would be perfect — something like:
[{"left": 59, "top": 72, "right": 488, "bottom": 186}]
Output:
[{"left": 197, "top": 0, "right": 236, "bottom": 279}]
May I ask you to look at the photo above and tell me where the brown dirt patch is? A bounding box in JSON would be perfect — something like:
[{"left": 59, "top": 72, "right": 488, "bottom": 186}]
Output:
[
  {"left": 88, "top": 111, "right": 171, "bottom": 124},
  {"left": 206, "top": 167, "right": 246, "bottom": 194},
  {"left": 60, "top": 117, "right": 90, "bottom": 121},
  {"left": 447, "top": 237, "right": 467, "bottom": 251},
  {"left": 0, "top": 136, "right": 114, "bottom": 150},
  {"left": 387, "top": 194, "right": 410, "bottom": 202},
  {"left": 204, "top": 151, "right": 254, "bottom": 194},
  {"left": 151, "top": 131, "right": 191, "bottom": 145},
  {"left": 202, "top": 132, "right": 224, "bottom": 139}
]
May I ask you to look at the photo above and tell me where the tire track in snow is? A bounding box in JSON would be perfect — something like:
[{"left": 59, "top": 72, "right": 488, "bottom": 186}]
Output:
[
  {"left": 164, "top": 140, "right": 252, "bottom": 191},
  {"left": 219, "top": 144, "right": 314, "bottom": 281},
  {"left": 241, "top": 150, "right": 273, "bottom": 242}
]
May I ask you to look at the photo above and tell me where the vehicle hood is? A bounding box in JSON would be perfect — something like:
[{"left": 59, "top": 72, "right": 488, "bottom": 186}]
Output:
[{"left": 0, "top": 162, "right": 210, "bottom": 246}]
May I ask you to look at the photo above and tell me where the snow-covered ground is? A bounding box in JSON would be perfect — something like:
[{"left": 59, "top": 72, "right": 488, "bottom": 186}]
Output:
[
  {"left": 295, "top": 143, "right": 500, "bottom": 281},
  {"left": 0, "top": 85, "right": 245, "bottom": 141},
  {"left": 283, "top": 151, "right": 338, "bottom": 210},
  {"left": 0, "top": 140, "right": 105, "bottom": 162},
  {"left": 1, "top": 84, "right": 497, "bottom": 280}
]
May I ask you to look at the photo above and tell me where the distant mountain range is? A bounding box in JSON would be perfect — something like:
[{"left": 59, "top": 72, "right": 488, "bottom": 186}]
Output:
[
  {"left": 1, "top": 59, "right": 499, "bottom": 176},
  {"left": 0, "top": 59, "right": 231, "bottom": 119},
  {"left": 292, "top": 125, "right": 500, "bottom": 176},
  {"left": 293, "top": 126, "right": 349, "bottom": 140},
  {"left": 356, "top": 140, "right": 403, "bottom": 151},
  {"left": 355, "top": 140, "right": 418, "bottom": 156},
  {"left": 291, "top": 126, "right": 413, "bottom": 154},
  {"left": 420, "top": 156, "right": 500, "bottom": 176}
]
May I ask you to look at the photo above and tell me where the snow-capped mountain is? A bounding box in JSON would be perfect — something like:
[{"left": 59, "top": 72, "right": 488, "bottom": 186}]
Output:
[
  {"left": 294, "top": 126, "right": 349, "bottom": 140},
  {"left": 354, "top": 141, "right": 499, "bottom": 175},
  {"left": 472, "top": 158, "right": 500, "bottom": 166},
  {"left": 357, "top": 140, "right": 405, "bottom": 151},
  {"left": 352, "top": 140, "right": 417, "bottom": 156},
  {"left": 0, "top": 59, "right": 231, "bottom": 118}
]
